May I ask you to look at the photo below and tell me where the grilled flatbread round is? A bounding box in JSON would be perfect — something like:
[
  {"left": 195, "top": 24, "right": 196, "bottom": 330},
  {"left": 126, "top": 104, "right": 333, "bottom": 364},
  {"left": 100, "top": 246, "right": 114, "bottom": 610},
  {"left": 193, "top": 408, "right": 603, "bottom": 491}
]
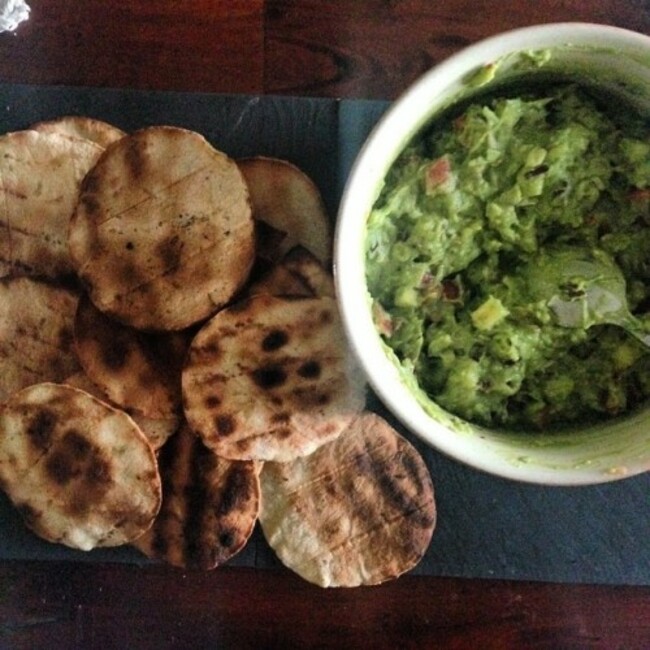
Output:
[
  {"left": 73, "top": 293, "right": 188, "bottom": 419},
  {"left": 0, "top": 382, "right": 161, "bottom": 550},
  {"left": 30, "top": 116, "right": 126, "bottom": 148},
  {"left": 64, "top": 371, "right": 178, "bottom": 451},
  {"left": 182, "top": 294, "right": 366, "bottom": 462},
  {"left": 259, "top": 412, "right": 436, "bottom": 587},
  {"left": 133, "top": 424, "right": 260, "bottom": 569},
  {"left": 0, "top": 129, "right": 103, "bottom": 280},
  {"left": 69, "top": 126, "right": 255, "bottom": 331},
  {"left": 238, "top": 156, "right": 332, "bottom": 264},
  {"left": 0, "top": 276, "right": 80, "bottom": 403}
]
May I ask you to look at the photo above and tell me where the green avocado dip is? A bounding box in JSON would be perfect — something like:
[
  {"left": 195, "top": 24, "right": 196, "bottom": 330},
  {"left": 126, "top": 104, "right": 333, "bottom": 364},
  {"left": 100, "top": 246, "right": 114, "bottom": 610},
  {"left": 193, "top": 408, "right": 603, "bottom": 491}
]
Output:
[{"left": 365, "top": 84, "right": 650, "bottom": 431}]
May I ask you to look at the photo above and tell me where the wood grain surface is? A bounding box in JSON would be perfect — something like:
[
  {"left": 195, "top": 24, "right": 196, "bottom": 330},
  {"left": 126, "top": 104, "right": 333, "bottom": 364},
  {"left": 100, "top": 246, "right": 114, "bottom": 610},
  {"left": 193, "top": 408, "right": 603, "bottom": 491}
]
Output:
[
  {"left": 0, "top": 1, "right": 649, "bottom": 648},
  {"left": 1, "top": 562, "right": 649, "bottom": 649},
  {"left": 265, "top": 0, "right": 650, "bottom": 97},
  {"left": 0, "top": 0, "right": 648, "bottom": 98}
]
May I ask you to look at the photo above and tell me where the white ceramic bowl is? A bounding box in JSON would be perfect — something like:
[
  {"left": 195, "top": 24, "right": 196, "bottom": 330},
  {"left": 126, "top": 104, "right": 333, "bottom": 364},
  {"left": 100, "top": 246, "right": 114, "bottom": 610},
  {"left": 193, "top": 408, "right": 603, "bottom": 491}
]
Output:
[{"left": 335, "top": 23, "right": 650, "bottom": 485}]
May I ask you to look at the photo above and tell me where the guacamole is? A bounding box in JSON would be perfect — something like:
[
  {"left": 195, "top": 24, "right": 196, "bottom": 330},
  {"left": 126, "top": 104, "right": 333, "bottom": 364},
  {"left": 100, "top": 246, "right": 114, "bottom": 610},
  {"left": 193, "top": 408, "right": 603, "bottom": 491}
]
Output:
[{"left": 366, "top": 84, "right": 650, "bottom": 430}]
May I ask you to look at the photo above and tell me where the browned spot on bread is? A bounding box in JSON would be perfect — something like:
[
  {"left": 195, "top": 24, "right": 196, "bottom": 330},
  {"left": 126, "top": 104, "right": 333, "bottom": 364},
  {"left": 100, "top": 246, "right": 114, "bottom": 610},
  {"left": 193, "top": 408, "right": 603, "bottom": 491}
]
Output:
[
  {"left": 251, "top": 363, "right": 287, "bottom": 389},
  {"left": 118, "top": 260, "right": 143, "bottom": 287},
  {"left": 261, "top": 329, "right": 289, "bottom": 351},
  {"left": 298, "top": 360, "right": 321, "bottom": 379},
  {"left": 189, "top": 340, "right": 220, "bottom": 365},
  {"left": 236, "top": 439, "right": 252, "bottom": 452},
  {"left": 322, "top": 475, "right": 337, "bottom": 497},
  {"left": 215, "top": 414, "right": 236, "bottom": 436},
  {"left": 64, "top": 428, "right": 93, "bottom": 460},
  {"left": 218, "top": 465, "right": 253, "bottom": 516},
  {"left": 291, "top": 386, "right": 331, "bottom": 407},
  {"left": 156, "top": 234, "right": 183, "bottom": 270},
  {"left": 45, "top": 447, "right": 79, "bottom": 485},
  {"left": 204, "top": 395, "right": 221, "bottom": 409},
  {"left": 80, "top": 195, "right": 100, "bottom": 217},
  {"left": 319, "top": 308, "right": 333, "bottom": 324},
  {"left": 203, "top": 341, "right": 220, "bottom": 355},
  {"left": 219, "top": 528, "right": 236, "bottom": 549},
  {"left": 45, "top": 429, "right": 112, "bottom": 490},
  {"left": 125, "top": 140, "right": 147, "bottom": 179},
  {"left": 27, "top": 409, "right": 58, "bottom": 450}
]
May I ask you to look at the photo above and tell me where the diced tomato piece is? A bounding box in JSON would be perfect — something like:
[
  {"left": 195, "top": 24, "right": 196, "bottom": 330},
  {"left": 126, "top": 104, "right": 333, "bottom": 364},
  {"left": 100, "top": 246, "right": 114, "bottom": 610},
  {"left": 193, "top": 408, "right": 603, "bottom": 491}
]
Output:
[
  {"left": 441, "top": 279, "right": 461, "bottom": 302},
  {"left": 424, "top": 156, "right": 452, "bottom": 193},
  {"left": 372, "top": 301, "right": 394, "bottom": 338},
  {"left": 629, "top": 188, "right": 650, "bottom": 203}
]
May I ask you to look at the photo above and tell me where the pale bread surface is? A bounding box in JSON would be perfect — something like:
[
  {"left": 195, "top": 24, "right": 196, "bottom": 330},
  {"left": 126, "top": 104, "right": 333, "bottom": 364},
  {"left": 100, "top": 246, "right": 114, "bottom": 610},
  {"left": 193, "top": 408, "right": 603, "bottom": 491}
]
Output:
[
  {"left": 69, "top": 126, "right": 255, "bottom": 331},
  {"left": 0, "top": 382, "right": 161, "bottom": 550},
  {"left": 0, "top": 277, "right": 80, "bottom": 403},
  {"left": 31, "top": 116, "right": 126, "bottom": 148},
  {"left": 238, "top": 156, "right": 332, "bottom": 263},
  {"left": 133, "top": 424, "right": 260, "bottom": 569},
  {"left": 0, "top": 129, "right": 103, "bottom": 279},
  {"left": 182, "top": 294, "right": 366, "bottom": 462},
  {"left": 259, "top": 412, "right": 436, "bottom": 587},
  {"left": 64, "top": 371, "right": 178, "bottom": 450}
]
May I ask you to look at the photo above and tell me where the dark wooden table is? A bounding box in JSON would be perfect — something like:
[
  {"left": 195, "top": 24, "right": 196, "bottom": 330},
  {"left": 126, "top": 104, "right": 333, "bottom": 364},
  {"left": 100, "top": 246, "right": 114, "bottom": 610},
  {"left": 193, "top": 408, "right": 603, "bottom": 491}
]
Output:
[{"left": 0, "top": 2, "right": 649, "bottom": 648}]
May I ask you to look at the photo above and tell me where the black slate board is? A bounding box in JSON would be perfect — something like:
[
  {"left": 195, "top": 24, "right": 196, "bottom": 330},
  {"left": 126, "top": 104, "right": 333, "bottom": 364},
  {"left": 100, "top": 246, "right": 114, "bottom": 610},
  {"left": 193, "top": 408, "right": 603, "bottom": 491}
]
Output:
[{"left": 0, "top": 83, "right": 648, "bottom": 585}]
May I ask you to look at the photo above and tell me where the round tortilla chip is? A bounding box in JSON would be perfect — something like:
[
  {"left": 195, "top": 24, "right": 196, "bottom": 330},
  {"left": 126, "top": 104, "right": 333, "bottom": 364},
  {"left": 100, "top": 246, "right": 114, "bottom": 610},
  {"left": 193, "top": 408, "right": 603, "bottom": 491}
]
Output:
[
  {"left": 259, "top": 412, "right": 436, "bottom": 587},
  {"left": 133, "top": 424, "right": 260, "bottom": 569},
  {"left": 0, "top": 129, "right": 103, "bottom": 280},
  {"left": 0, "top": 382, "right": 161, "bottom": 550},
  {"left": 238, "top": 156, "right": 332, "bottom": 264},
  {"left": 182, "top": 294, "right": 366, "bottom": 462},
  {"left": 69, "top": 126, "right": 255, "bottom": 331},
  {"left": 0, "top": 276, "right": 81, "bottom": 403},
  {"left": 73, "top": 293, "right": 188, "bottom": 419},
  {"left": 30, "top": 115, "right": 126, "bottom": 148},
  {"left": 64, "top": 371, "right": 178, "bottom": 451}
]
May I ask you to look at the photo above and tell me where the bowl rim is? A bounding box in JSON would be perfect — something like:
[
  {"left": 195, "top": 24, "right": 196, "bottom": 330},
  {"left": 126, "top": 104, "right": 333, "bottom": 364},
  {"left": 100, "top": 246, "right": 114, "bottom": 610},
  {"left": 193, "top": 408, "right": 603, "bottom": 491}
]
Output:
[{"left": 334, "top": 22, "right": 650, "bottom": 486}]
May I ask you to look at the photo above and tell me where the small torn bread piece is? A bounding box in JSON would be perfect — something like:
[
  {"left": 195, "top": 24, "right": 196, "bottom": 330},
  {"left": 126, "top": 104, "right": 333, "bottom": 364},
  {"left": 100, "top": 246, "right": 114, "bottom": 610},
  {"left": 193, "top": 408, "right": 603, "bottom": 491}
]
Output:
[
  {"left": 182, "top": 294, "right": 365, "bottom": 462},
  {"left": 0, "top": 277, "right": 80, "bottom": 403},
  {"left": 30, "top": 115, "right": 126, "bottom": 148},
  {"left": 73, "top": 294, "right": 188, "bottom": 419},
  {"left": 133, "top": 424, "right": 260, "bottom": 569},
  {"left": 238, "top": 156, "right": 332, "bottom": 264},
  {"left": 0, "top": 382, "right": 161, "bottom": 550},
  {"left": 249, "top": 246, "right": 335, "bottom": 298},
  {"left": 69, "top": 126, "right": 255, "bottom": 331},
  {"left": 259, "top": 412, "right": 436, "bottom": 588},
  {"left": 0, "top": 129, "right": 103, "bottom": 280},
  {"left": 64, "top": 371, "right": 178, "bottom": 451}
]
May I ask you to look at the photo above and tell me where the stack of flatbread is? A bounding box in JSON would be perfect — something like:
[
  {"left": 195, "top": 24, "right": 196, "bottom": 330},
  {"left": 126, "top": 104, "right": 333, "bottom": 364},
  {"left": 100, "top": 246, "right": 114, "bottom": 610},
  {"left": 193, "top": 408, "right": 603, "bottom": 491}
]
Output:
[{"left": 0, "top": 115, "right": 437, "bottom": 586}]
